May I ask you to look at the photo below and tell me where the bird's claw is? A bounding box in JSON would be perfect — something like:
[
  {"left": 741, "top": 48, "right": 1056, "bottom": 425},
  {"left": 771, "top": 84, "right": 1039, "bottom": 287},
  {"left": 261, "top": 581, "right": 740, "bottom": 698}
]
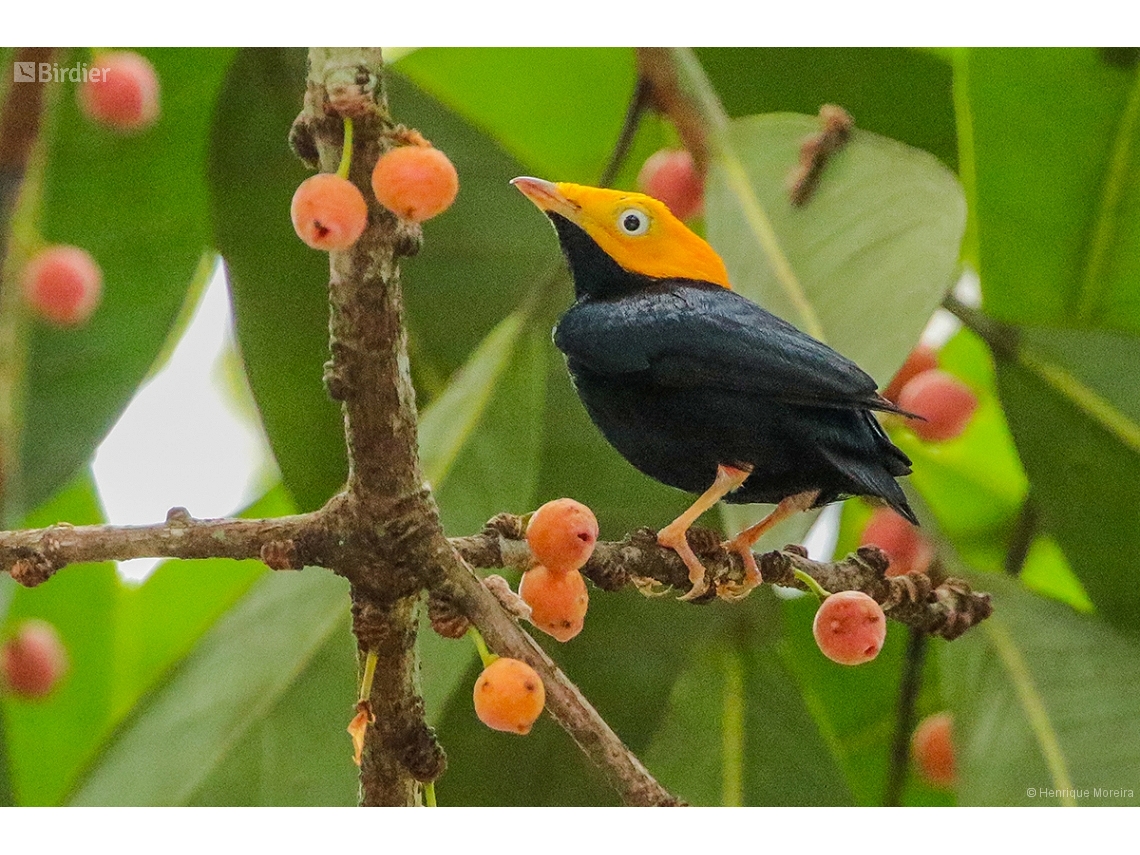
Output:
[
  {"left": 658, "top": 524, "right": 712, "bottom": 601},
  {"left": 715, "top": 538, "right": 763, "bottom": 601}
]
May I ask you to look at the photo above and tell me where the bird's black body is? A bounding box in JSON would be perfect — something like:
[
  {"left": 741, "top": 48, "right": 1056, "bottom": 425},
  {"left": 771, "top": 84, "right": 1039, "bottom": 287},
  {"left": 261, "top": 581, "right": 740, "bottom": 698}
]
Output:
[{"left": 548, "top": 213, "right": 917, "bottom": 522}]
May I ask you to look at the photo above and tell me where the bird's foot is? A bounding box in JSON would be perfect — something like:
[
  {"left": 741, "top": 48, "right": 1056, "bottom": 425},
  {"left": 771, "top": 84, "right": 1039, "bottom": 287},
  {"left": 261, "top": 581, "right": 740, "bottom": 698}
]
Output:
[
  {"left": 658, "top": 523, "right": 711, "bottom": 601},
  {"left": 716, "top": 538, "right": 763, "bottom": 601}
]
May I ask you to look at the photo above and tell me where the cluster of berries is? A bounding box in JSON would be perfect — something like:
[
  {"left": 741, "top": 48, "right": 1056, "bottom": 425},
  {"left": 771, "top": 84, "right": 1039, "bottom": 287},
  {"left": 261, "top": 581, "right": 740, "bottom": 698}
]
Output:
[
  {"left": 471, "top": 498, "right": 598, "bottom": 735},
  {"left": 19, "top": 51, "right": 160, "bottom": 328},
  {"left": 1, "top": 620, "right": 68, "bottom": 699},
  {"left": 861, "top": 345, "right": 980, "bottom": 576},
  {"left": 291, "top": 133, "right": 458, "bottom": 251}
]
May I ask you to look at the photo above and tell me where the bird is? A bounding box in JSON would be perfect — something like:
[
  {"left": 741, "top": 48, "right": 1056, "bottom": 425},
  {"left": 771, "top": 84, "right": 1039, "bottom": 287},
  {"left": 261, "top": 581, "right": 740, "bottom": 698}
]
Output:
[{"left": 511, "top": 176, "right": 917, "bottom": 601}]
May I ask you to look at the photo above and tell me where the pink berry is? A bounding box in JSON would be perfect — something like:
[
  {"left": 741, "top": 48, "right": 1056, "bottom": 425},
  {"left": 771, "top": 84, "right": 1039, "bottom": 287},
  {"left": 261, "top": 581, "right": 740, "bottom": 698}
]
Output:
[
  {"left": 291, "top": 173, "right": 368, "bottom": 251},
  {"left": 812, "top": 590, "right": 887, "bottom": 666},
  {"left": 1, "top": 620, "right": 69, "bottom": 699},
  {"left": 371, "top": 143, "right": 459, "bottom": 222},
  {"left": 883, "top": 344, "right": 939, "bottom": 403},
  {"left": 912, "top": 712, "right": 956, "bottom": 788},
  {"left": 637, "top": 149, "right": 704, "bottom": 220},
  {"left": 525, "top": 498, "right": 599, "bottom": 574},
  {"left": 860, "top": 507, "right": 933, "bottom": 577},
  {"left": 21, "top": 245, "right": 103, "bottom": 326},
  {"left": 897, "top": 369, "right": 979, "bottom": 442},
  {"left": 473, "top": 657, "right": 545, "bottom": 735},
  {"left": 519, "top": 565, "right": 589, "bottom": 642},
  {"left": 77, "top": 51, "right": 160, "bottom": 132}
]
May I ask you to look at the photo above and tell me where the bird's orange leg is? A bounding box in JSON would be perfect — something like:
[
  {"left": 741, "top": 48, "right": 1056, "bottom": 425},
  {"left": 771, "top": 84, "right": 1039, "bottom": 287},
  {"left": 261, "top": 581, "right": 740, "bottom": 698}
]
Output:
[
  {"left": 719, "top": 489, "right": 821, "bottom": 600},
  {"left": 658, "top": 464, "right": 752, "bottom": 601}
]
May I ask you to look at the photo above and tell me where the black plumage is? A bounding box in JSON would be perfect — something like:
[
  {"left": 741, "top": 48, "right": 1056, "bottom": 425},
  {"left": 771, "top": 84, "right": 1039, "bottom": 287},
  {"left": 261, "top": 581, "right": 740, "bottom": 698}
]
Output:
[{"left": 548, "top": 213, "right": 917, "bottom": 524}]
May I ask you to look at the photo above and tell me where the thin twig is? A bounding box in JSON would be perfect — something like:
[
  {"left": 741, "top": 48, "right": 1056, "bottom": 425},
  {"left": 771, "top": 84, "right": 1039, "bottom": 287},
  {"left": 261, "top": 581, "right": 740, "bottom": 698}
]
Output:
[
  {"left": 883, "top": 627, "right": 927, "bottom": 806},
  {"left": 597, "top": 75, "right": 651, "bottom": 188}
]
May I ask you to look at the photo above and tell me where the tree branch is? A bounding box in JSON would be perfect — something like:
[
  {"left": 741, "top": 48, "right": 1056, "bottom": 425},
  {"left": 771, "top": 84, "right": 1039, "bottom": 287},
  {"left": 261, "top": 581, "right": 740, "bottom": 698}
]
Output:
[{"left": 453, "top": 514, "right": 994, "bottom": 642}]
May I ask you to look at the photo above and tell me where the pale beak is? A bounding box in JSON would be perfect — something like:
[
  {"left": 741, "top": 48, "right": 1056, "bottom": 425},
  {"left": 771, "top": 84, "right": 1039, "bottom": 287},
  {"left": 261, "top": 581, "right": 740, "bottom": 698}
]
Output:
[{"left": 510, "top": 176, "right": 580, "bottom": 221}]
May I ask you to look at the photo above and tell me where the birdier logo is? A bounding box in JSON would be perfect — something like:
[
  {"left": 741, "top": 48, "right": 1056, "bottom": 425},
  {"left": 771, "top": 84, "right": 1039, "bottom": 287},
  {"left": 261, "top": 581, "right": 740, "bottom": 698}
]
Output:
[{"left": 13, "top": 62, "right": 108, "bottom": 83}]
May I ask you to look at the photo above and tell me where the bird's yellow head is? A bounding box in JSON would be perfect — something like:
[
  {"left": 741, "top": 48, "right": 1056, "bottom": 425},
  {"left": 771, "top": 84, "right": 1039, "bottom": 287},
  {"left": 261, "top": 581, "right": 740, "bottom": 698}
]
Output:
[{"left": 511, "top": 177, "right": 731, "bottom": 290}]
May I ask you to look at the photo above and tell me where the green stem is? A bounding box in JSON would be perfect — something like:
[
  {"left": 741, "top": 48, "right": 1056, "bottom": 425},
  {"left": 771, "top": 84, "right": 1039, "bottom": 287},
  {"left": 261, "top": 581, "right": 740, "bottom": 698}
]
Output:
[
  {"left": 357, "top": 648, "right": 378, "bottom": 702},
  {"left": 950, "top": 49, "right": 980, "bottom": 269},
  {"left": 719, "top": 648, "right": 744, "bottom": 807},
  {"left": 467, "top": 626, "right": 497, "bottom": 668},
  {"left": 423, "top": 780, "right": 437, "bottom": 807},
  {"left": 794, "top": 567, "right": 831, "bottom": 601},
  {"left": 336, "top": 117, "right": 354, "bottom": 180}
]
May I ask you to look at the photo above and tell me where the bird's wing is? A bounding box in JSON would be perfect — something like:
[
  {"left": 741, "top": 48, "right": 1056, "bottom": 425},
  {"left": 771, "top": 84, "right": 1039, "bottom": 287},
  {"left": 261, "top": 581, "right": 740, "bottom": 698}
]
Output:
[{"left": 555, "top": 283, "right": 897, "bottom": 412}]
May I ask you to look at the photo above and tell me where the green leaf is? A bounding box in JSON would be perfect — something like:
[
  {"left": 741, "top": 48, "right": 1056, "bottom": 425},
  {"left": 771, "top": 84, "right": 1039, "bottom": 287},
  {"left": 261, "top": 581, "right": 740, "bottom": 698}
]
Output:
[
  {"left": 995, "top": 325, "right": 1140, "bottom": 632},
  {"left": 392, "top": 48, "right": 636, "bottom": 184},
  {"left": 943, "top": 575, "right": 1140, "bottom": 805},
  {"left": 69, "top": 569, "right": 351, "bottom": 806},
  {"left": 696, "top": 48, "right": 958, "bottom": 170},
  {"left": 207, "top": 48, "right": 344, "bottom": 512},
  {"left": 962, "top": 49, "right": 1140, "bottom": 332},
  {"left": 707, "top": 113, "right": 967, "bottom": 386},
  {"left": 17, "top": 48, "right": 235, "bottom": 520},
  {"left": 645, "top": 617, "right": 853, "bottom": 806},
  {"left": 187, "top": 628, "right": 357, "bottom": 806}
]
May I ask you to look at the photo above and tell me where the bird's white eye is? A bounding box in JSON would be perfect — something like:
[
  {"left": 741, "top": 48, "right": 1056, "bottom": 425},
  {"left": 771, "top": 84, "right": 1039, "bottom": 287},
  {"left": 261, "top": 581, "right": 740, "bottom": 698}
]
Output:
[{"left": 617, "top": 208, "right": 650, "bottom": 236}]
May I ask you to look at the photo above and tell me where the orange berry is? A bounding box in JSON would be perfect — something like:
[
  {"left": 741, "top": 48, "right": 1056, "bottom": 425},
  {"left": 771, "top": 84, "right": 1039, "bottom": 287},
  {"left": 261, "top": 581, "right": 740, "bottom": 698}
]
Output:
[
  {"left": 883, "top": 344, "right": 939, "bottom": 403},
  {"left": 473, "top": 657, "right": 545, "bottom": 735},
  {"left": 77, "top": 51, "right": 160, "bottom": 133},
  {"left": 526, "top": 498, "right": 599, "bottom": 574},
  {"left": 637, "top": 149, "right": 704, "bottom": 221},
  {"left": 371, "top": 143, "right": 458, "bottom": 222},
  {"left": 290, "top": 173, "right": 368, "bottom": 250},
  {"left": 1, "top": 620, "right": 69, "bottom": 699},
  {"left": 912, "top": 712, "right": 956, "bottom": 788},
  {"left": 519, "top": 566, "right": 589, "bottom": 642},
  {"left": 812, "top": 590, "right": 886, "bottom": 666},
  {"left": 897, "top": 369, "right": 979, "bottom": 442},
  {"left": 21, "top": 245, "right": 103, "bottom": 327},
  {"left": 860, "top": 507, "right": 933, "bottom": 577}
]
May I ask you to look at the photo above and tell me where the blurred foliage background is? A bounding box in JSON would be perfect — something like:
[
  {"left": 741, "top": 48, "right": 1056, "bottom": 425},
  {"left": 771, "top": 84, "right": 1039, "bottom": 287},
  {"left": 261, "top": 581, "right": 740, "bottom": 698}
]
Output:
[{"left": 1, "top": 46, "right": 1138, "bottom": 806}]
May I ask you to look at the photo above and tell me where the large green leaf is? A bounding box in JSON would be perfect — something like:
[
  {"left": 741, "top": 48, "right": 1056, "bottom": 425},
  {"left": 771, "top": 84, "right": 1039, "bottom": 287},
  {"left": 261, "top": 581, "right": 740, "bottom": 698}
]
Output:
[
  {"left": 963, "top": 49, "right": 1140, "bottom": 332},
  {"left": 645, "top": 602, "right": 853, "bottom": 806},
  {"left": 207, "top": 48, "right": 343, "bottom": 512},
  {"left": 69, "top": 568, "right": 352, "bottom": 805},
  {"left": 707, "top": 113, "right": 966, "bottom": 386},
  {"left": 995, "top": 325, "right": 1140, "bottom": 632},
  {"left": 943, "top": 575, "right": 1140, "bottom": 805},
  {"left": 16, "top": 48, "right": 235, "bottom": 521}
]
